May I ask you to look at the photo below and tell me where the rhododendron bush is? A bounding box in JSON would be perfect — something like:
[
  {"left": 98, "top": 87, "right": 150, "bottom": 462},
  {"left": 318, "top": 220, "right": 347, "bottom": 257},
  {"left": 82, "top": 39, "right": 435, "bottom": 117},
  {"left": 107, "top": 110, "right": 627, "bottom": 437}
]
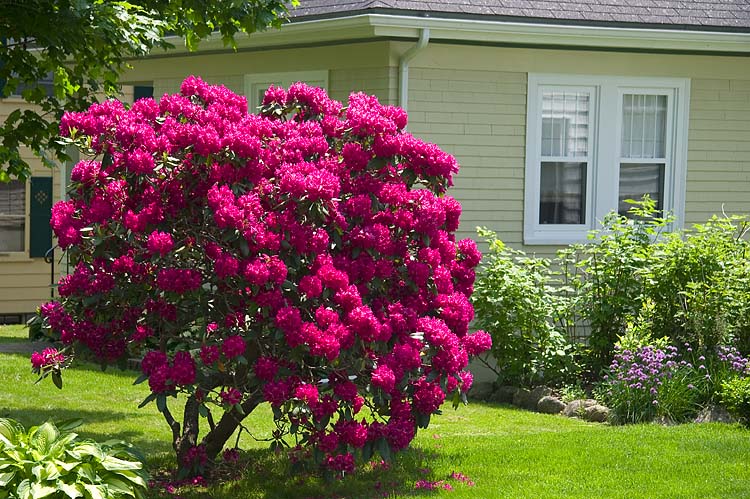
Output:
[{"left": 38, "top": 76, "right": 491, "bottom": 477}]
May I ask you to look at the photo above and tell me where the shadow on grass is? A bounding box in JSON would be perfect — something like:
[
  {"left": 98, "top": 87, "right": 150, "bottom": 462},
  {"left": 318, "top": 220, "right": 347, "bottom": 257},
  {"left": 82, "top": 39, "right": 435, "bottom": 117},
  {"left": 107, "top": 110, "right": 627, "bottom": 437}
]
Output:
[
  {"left": 0, "top": 407, "right": 173, "bottom": 456},
  {"left": 1, "top": 350, "right": 142, "bottom": 379},
  {"left": 152, "top": 446, "right": 459, "bottom": 499}
]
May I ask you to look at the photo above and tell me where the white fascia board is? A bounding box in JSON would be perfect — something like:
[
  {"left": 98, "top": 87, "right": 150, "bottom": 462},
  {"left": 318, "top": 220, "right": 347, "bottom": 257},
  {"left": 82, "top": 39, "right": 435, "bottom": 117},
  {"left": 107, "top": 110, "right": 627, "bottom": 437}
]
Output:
[
  {"left": 159, "top": 16, "right": 377, "bottom": 54},
  {"left": 370, "top": 14, "right": 750, "bottom": 53},
  {"left": 157, "top": 13, "right": 750, "bottom": 55}
]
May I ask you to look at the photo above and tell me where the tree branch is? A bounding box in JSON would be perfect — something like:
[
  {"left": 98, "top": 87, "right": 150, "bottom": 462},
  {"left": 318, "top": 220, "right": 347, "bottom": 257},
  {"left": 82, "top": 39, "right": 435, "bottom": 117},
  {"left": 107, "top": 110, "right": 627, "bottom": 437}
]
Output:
[
  {"left": 201, "top": 391, "right": 262, "bottom": 461},
  {"left": 159, "top": 402, "right": 181, "bottom": 453}
]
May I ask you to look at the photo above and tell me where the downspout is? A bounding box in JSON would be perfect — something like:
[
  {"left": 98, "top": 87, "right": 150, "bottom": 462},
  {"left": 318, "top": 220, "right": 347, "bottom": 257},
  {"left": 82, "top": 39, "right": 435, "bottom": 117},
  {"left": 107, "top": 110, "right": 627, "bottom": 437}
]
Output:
[{"left": 398, "top": 28, "right": 430, "bottom": 116}]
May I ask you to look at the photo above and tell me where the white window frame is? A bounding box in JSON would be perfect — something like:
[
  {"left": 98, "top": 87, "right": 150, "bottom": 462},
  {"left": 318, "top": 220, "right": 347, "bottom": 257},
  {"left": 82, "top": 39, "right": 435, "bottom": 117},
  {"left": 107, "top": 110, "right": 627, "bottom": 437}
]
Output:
[
  {"left": 244, "top": 70, "right": 329, "bottom": 111},
  {"left": 524, "top": 74, "right": 690, "bottom": 245}
]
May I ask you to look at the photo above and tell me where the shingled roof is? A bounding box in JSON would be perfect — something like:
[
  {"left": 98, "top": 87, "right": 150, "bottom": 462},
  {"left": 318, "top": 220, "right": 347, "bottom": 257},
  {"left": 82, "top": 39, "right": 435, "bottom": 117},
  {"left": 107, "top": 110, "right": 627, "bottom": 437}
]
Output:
[{"left": 290, "top": 0, "right": 750, "bottom": 31}]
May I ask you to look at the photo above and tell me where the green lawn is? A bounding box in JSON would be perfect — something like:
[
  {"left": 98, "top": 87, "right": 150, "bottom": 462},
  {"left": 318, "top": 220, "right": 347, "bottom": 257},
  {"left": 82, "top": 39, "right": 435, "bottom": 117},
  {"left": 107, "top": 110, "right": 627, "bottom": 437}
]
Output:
[
  {"left": 1, "top": 325, "right": 749, "bottom": 498},
  {"left": 0, "top": 323, "right": 28, "bottom": 343}
]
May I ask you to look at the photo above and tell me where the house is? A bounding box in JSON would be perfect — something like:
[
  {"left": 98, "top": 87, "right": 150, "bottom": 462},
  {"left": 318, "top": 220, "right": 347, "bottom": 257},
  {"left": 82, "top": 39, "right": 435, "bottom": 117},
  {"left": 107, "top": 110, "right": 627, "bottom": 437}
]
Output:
[{"left": 1, "top": 0, "right": 749, "bottom": 317}]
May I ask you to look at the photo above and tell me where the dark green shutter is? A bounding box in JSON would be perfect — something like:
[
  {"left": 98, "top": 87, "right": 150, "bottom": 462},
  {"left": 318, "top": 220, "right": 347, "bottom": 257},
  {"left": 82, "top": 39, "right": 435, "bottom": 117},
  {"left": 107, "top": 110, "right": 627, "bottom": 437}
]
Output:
[
  {"left": 29, "top": 177, "right": 52, "bottom": 258},
  {"left": 133, "top": 85, "right": 154, "bottom": 101}
]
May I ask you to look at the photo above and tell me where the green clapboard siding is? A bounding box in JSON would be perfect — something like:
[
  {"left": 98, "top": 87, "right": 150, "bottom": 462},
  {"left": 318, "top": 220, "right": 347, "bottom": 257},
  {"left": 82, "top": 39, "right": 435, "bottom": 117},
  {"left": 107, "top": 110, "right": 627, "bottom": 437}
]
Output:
[{"left": 29, "top": 177, "right": 52, "bottom": 258}]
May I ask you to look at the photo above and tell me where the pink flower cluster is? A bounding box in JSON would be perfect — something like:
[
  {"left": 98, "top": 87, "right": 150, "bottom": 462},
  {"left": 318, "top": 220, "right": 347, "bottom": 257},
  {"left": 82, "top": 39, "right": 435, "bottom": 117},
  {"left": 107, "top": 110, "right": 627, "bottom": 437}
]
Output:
[
  {"left": 141, "top": 350, "right": 196, "bottom": 393},
  {"left": 42, "top": 76, "right": 491, "bottom": 474},
  {"left": 31, "top": 347, "right": 66, "bottom": 370}
]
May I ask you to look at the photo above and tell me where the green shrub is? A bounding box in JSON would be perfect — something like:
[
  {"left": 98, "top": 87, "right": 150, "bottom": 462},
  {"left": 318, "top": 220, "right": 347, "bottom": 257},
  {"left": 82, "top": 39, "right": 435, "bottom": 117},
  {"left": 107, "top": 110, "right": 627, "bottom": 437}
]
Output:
[
  {"left": 720, "top": 376, "right": 750, "bottom": 426},
  {"left": 472, "top": 229, "right": 578, "bottom": 387},
  {"left": 474, "top": 199, "right": 750, "bottom": 390},
  {"left": 0, "top": 418, "right": 149, "bottom": 499},
  {"left": 558, "top": 199, "right": 670, "bottom": 374},
  {"left": 558, "top": 200, "right": 750, "bottom": 375},
  {"left": 642, "top": 215, "right": 750, "bottom": 353}
]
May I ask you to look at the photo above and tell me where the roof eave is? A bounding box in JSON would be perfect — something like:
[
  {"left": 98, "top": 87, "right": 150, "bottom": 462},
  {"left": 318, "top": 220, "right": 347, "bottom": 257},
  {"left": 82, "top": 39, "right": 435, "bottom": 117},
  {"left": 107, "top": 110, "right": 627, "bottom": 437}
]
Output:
[
  {"left": 160, "top": 15, "right": 378, "bottom": 54},
  {"left": 159, "top": 13, "right": 750, "bottom": 55}
]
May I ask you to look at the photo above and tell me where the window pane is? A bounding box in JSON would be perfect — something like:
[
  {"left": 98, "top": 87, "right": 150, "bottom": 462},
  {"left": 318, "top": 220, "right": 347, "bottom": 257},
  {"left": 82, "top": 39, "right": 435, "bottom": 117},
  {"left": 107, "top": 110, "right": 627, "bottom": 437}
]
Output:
[
  {"left": 541, "top": 91, "right": 589, "bottom": 158},
  {"left": 539, "top": 162, "right": 587, "bottom": 224},
  {"left": 618, "top": 163, "right": 664, "bottom": 216},
  {"left": 622, "top": 94, "right": 667, "bottom": 159},
  {"left": 0, "top": 180, "right": 25, "bottom": 252},
  {"left": 0, "top": 219, "right": 24, "bottom": 252},
  {"left": 0, "top": 181, "right": 24, "bottom": 216}
]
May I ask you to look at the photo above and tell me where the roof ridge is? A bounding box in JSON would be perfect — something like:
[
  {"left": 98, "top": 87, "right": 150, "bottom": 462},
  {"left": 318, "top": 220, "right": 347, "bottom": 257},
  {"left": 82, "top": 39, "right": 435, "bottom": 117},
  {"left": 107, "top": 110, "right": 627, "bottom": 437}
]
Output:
[{"left": 366, "top": 0, "right": 396, "bottom": 8}]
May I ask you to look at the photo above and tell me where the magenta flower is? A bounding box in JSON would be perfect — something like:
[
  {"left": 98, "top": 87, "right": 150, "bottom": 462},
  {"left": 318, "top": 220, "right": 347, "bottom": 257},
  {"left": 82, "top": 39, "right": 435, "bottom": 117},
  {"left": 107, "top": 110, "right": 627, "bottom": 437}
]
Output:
[
  {"left": 30, "top": 348, "right": 66, "bottom": 370},
  {"left": 147, "top": 231, "right": 174, "bottom": 257},
  {"left": 221, "top": 335, "right": 246, "bottom": 359}
]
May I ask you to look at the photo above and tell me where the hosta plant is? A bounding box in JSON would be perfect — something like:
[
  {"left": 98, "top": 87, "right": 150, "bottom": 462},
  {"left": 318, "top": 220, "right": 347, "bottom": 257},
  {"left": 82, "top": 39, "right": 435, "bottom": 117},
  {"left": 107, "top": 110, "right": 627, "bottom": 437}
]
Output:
[
  {"left": 0, "top": 418, "right": 148, "bottom": 499},
  {"left": 38, "top": 77, "right": 491, "bottom": 477}
]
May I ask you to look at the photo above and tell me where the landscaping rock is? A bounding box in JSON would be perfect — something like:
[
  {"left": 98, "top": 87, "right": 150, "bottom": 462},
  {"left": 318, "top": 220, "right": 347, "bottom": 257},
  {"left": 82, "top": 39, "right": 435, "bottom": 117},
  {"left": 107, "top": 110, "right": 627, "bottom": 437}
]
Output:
[
  {"left": 530, "top": 386, "right": 553, "bottom": 402},
  {"left": 468, "top": 381, "right": 495, "bottom": 401},
  {"left": 491, "top": 385, "right": 519, "bottom": 404},
  {"left": 537, "top": 396, "right": 566, "bottom": 414},
  {"left": 694, "top": 405, "right": 737, "bottom": 424},
  {"left": 512, "top": 388, "right": 533, "bottom": 409},
  {"left": 563, "top": 399, "right": 599, "bottom": 418},
  {"left": 582, "top": 404, "right": 610, "bottom": 423},
  {"left": 511, "top": 386, "right": 552, "bottom": 411}
]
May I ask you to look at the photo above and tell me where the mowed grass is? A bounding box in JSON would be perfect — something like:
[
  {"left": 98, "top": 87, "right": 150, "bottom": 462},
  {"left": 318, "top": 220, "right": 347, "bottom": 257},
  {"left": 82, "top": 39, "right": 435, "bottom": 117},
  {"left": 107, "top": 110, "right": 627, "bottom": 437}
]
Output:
[
  {"left": 1, "top": 325, "right": 749, "bottom": 498},
  {"left": 0, "top": 323, "right": 28, "bottom": 343}
]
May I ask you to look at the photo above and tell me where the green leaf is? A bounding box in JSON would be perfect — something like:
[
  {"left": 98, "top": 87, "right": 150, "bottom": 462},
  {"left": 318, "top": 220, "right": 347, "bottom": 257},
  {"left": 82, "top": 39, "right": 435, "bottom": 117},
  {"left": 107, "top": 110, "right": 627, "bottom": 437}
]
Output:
[
  {"left": 361, "top": 441, "right": 373, "bottom": 462},
  {"left": 52, "top": 371, "right": 64, "bottom": 390},
  {"left": 156, "top": 394, "right": 167, "bottom": 413},
  {"left": 117, "top": 470, "right": 148, "bottom": 489},
  {"left": 0, "top": 418, "right": 23, "bottom": 445},
  {"left": 416, "top": 412, "right": 431, "bottom": 429},
  {"left": 377, "top": 438, "right": 391, "bottom": 462},
  {"left": 17, "top": 479, "right": 31, "bottom": 499},
  {"left": 0, "top": 471, "right": 16, "bottom": 487},
  {"left": 70, "top": 443, "right": 104, "bottom": 462},
  {"left": 55, "top": 419, "right": 83, "bottom": 433},
  {"left": 137, "top": 393, "right": 157, "bottom": 409},
  {"left": 55, "top": 459, "right": 79, "bottom": 472},
  {"left": 29, "top": 482, "right": 57, "bottom": 499},
  {"left": 76, "top": 463, "right": 96, "bottom": 484},
  {"left": 82, "top": 483, "right": 105, "bottom": 499},
  {"left": 102, "top": 475, "right": 136, "bottom": 496},
  {"left": 100, "top": 455, "right": 142, "bottom": 472},
  {"left": 30, "top": 422, "right": 59, "bottom": 454},
  {"left": 57, "top": 482, "right": 83, "bottom": 499}
]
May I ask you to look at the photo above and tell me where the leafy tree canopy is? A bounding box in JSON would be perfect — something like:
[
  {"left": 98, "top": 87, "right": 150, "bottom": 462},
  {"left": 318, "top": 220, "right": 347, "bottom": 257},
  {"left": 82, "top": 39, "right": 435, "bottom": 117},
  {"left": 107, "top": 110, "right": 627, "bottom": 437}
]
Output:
[{"left": 0, "top": 0, "right": 296, "bottom": 181}]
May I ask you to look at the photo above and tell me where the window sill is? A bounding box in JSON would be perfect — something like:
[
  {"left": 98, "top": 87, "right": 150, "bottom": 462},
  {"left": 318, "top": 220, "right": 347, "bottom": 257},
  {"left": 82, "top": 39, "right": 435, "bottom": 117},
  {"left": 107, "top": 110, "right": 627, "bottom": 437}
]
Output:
[
  {"left": 524, "top": 228, "right": 592, "bottom": 246},
  {"left": 0, "top": 253, "right": 34, "bottom": 262}
]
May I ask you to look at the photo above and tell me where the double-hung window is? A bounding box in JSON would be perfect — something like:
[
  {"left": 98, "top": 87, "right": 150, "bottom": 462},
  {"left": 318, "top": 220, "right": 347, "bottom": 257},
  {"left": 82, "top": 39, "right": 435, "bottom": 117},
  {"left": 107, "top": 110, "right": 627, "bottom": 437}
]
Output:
[
  {"left": 524, "top": 74, "right": 690, "bottom": 244},
  {"left": 0, "top": 180, "right": 25, "bottom": 252}
]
